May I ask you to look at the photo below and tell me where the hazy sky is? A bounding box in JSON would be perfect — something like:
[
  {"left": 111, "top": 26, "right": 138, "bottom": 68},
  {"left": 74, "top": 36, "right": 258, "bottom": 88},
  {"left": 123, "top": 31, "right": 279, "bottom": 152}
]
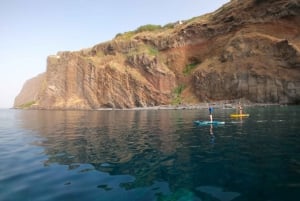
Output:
[{"left": 0, "top": 0, "right": 229, "bottom": 108}]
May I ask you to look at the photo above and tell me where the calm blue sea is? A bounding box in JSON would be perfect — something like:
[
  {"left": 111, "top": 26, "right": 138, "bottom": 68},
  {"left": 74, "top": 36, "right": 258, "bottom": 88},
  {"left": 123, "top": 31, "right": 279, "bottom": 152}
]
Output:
[{"left": 0, "top": 106, "right": 299, "bottom": 201}]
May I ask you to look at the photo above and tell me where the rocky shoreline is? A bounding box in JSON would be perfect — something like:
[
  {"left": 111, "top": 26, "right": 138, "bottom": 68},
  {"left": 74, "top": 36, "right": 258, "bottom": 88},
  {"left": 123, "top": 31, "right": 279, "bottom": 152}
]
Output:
[
  {"left": 96, "top": 102, "right": 283, "bottom": 111},
  {"left": 12, "top": 101, "right": 286, "bottom": 111}
]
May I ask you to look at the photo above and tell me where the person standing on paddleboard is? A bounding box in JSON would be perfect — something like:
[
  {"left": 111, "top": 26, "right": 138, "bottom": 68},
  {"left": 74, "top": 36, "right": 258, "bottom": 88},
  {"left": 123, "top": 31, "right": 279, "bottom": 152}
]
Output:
[
  {"left": 238, "top": 102, "right": 243, "bottom": 115},
  {"left": 209, "top": 106, "right": 213, "bottom": 122}
]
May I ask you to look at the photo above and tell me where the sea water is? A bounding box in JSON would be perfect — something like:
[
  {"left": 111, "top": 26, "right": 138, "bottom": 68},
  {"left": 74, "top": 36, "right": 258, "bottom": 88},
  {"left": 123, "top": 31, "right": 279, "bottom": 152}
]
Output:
[{"left": 0, "top": 106, "right": 299, "bottom": 201}]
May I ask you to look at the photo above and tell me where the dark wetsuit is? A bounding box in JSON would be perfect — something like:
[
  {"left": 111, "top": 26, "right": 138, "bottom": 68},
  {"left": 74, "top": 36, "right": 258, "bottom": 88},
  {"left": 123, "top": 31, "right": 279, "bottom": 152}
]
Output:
[{"left": 209, "top": 107, "right": 213, "bottom": 122}]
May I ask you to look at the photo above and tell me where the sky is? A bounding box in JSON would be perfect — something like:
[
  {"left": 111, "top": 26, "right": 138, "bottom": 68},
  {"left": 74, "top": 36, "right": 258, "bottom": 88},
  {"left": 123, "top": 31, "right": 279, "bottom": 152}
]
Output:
[{"left": 0, "top": 0, "right": 229, "bottom": 108}]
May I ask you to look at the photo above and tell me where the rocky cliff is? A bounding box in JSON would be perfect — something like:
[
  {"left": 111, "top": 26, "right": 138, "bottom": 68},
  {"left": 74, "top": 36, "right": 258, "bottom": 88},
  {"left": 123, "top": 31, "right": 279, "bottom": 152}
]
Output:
[
  {"left": 14, "top": 0, "right": 300, "bottom": 109},
  {"left": 14, "top": 73, "right": 46, "bottom": 108}
]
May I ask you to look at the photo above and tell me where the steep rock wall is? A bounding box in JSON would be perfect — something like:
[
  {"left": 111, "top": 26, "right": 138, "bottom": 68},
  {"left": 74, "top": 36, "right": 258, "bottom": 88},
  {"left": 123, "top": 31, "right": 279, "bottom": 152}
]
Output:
[
  {"left": 14, "top": 0, "right": 300, "bottom": 109},
  {"left": 33, "top": 50, "right": 176, "bottom": 109}
]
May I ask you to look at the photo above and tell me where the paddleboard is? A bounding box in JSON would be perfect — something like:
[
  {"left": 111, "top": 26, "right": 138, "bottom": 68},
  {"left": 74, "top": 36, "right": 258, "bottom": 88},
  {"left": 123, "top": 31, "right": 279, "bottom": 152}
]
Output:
[
  {"left": 230, "top": 114, "right": 250, "bottom": 118},
  {"left": 194, "top": 120, "right": 225, "bottom": 126}
]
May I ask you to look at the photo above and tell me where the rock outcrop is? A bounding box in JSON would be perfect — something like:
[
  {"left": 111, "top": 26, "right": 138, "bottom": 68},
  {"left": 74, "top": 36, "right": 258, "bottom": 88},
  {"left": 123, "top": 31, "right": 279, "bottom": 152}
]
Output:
[
  {"left": 14, "top": 0, "right": 300, "bottom": 109},
  {"left": 14, "top": 73, "right": 46, "bottom": 108}
]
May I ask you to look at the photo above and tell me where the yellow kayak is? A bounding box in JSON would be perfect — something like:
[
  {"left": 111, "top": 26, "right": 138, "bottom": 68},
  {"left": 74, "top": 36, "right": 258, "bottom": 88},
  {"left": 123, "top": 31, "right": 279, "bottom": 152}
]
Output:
[{"left": 230, "top": 114, "right": 250, "bottom": 118}]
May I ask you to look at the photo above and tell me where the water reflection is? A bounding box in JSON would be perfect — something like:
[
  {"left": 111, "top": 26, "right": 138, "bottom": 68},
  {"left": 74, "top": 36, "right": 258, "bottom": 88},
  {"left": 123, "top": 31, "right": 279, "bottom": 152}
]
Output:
[
  {"left": 210, "top": 124, "right": 215, "bottom": 144},
  {"left": 14, "top": 107, "right": 300, "bottom": 201},
  {"left": 18, "top": 110, "right": 197, "bottom": 192}
]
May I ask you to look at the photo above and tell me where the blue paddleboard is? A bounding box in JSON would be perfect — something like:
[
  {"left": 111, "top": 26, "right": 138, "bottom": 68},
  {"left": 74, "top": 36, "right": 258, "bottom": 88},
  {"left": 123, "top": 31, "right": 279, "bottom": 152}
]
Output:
[{"left": 194, "top": 120, "right": 225, "bottom": 126}]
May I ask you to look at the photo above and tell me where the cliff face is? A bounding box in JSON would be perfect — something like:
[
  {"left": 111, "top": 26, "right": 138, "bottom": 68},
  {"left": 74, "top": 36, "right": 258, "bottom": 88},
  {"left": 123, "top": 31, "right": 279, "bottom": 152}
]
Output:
[
  {"left": 37, "top": 50, "right": 175, "bottom": 109},
  {"left": 14, "top": 73, "right": 46, "bottom": 108},
  {"left": 14, "top": 0, "right": 300, "bottom": 109}
]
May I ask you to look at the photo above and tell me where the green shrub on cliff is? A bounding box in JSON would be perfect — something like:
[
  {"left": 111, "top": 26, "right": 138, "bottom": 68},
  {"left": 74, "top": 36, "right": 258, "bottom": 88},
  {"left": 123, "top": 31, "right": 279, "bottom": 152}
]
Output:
[
  {"left": 148, "top": 46, "right": 159, "bottom": 56},
  {"left": 183, "top": 62, "right": 199, "bottom": 75},
  {"left": 18, "top": 101, "right": 36, "bottom": 109},
  {"left": 135, "top": 24, "right": 162, "bottom": 33},
  {"left": 163, "top": 22, "right": 176, "bottom": 29},
  {"left": 115, "top": 24, "right": 163, "bottom": 39},
  {"left": 115, "top": 31, "right": 135, "bottom": 40},
  {"left": 172, "top": 84, "right": 185, "bottom": 105}
]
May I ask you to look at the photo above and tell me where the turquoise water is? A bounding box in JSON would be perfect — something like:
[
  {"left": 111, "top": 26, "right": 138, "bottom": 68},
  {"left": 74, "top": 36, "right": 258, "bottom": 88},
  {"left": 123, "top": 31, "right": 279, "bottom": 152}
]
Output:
[{"left": 0, "top": 106, "right": 299, "bottom": 201}]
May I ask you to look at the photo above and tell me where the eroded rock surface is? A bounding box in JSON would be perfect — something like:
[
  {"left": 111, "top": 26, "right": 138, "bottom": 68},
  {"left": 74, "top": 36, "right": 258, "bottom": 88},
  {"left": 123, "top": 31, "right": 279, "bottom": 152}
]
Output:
[{"left": 14, "top": 0, "right": 300, "bottom": 109}]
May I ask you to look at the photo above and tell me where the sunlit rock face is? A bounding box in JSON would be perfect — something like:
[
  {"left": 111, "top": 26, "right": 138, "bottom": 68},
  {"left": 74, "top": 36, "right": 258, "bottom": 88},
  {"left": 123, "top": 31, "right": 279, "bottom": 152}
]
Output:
[{"left": 14, "top": 0, "right": 300, "bottom": 109}]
